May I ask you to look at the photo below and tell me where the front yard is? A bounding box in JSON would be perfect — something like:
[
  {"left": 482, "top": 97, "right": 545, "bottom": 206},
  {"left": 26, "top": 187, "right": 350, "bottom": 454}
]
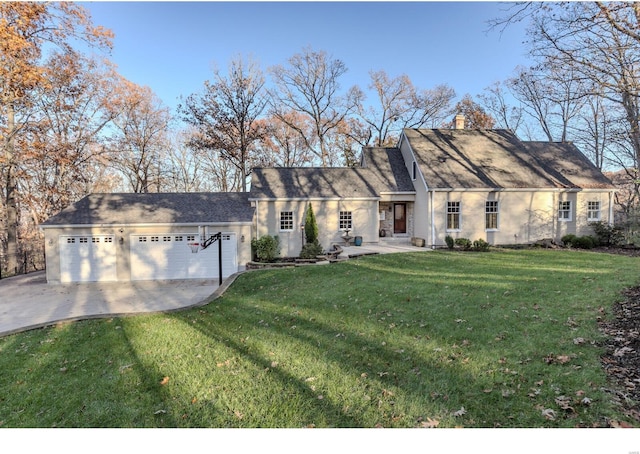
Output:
[{"left": 0, "top": 249, "right": 638, "bottom": 430}]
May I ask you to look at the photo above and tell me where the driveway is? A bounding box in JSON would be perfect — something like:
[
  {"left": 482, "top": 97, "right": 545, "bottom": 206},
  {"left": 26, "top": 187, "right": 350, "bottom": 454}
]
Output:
[{"left": 0, "top": 271, "right": 223, "bottom": 337}]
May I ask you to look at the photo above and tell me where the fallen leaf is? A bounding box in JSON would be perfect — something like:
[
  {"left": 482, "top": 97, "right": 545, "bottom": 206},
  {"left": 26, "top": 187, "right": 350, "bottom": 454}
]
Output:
[
  {"left": 453, "top": 406, "right": 467, "bottom": 417},
  {"left": 160, "top": 376, "right": 169, "bottom": 385},
  {"left": 541, "top": 408, "right": 556, "bottom": 420},
  {"left": 420, "top": 417, "right": 440, "bottom": 428}
]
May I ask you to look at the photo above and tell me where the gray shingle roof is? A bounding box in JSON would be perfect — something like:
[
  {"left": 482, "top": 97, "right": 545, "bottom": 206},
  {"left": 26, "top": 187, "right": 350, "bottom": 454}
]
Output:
[
  {"left": 40, "top": 192, "right": 254, "bottom": 227},
  {"left": 249, "top": 148, "right": 416, "bottom": 200},
  {"left": 249, "top": 167, "right": 380, "bottom": 199},
  {"left": 404, "top": 128, "right": 614, "bottom": 190},
  {"left": 360, "top": 147, "right": 416, "bottom": 193}
]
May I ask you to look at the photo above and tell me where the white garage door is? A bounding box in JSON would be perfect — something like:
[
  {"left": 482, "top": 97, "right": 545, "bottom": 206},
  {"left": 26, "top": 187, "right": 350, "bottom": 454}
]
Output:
[
  {"left": 129, "top": 233, "right": 237, "bottom": 281},
  {"left": 59, "top": 235, "right": 117, "bottom": 283}
]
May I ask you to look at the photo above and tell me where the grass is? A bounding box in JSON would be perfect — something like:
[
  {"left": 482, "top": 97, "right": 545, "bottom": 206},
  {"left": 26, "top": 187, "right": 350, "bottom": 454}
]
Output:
[{"left": 0, "top": 249, "right": 639, "bottom": 428}]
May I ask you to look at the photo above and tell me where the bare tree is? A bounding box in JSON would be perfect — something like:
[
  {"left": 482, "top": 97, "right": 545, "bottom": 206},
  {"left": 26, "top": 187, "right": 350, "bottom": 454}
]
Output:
[
  {"left": 269, "top": 47, "right": 359, "bottom": 166},
  {"left": 109, "top": 81, "right": 171, "bottom": 193},
  {"left": 479, "top": 81, "right": 524, "bottom": 133},
  {"left": 180, "top": 55, "right": 267, "bottom": 192},
  {"left": 257, "top": 112, "right": 316, "bottom": 167}
]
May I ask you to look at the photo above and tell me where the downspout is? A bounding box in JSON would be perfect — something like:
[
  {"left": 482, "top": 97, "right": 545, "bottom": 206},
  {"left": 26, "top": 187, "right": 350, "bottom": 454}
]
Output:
[
  {"left": 430, "top": 190, "right": 436, "bottom": 247},
  {"left": 608, "top": 191, "right": 614, "bottom": 226}
]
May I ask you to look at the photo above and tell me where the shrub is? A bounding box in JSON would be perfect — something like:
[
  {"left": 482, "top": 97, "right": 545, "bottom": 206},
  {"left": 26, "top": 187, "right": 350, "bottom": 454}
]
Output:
[
  {"left": 561, "top": 234, "right": 578, "bottom": 247},
  {"left": 473, "top": 238, "right": 490, "bottom": 252},
  {"left": 590, "top": 221, "right": 624, "bottom": 246},
  {"left": 454, "top": 238, "right": 472, "bottom": 250},
  {"left": 251, "top": 235, "right": 280, "bottom": 262},
  {"left": 304, "top": 203, "right": 319, "bottom": 245},
  {"left": 572, "top": 235, "right": 597, "bottom": 249},
  {"left": 445, "top": 235, "right": 455, "bottom": 250},
  {"left": 299, "top": 241, "right": 323, "bottom": 259}
]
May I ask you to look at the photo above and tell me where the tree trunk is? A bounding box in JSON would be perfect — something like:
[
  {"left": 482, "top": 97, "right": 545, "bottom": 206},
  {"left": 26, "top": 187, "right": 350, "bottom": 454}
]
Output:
[{"left": 4, "top": 105, "right": 19, "bottom": 275}]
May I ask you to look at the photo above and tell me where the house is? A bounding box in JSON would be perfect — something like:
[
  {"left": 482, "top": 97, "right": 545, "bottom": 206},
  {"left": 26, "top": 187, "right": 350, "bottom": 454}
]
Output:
[{"left": 41, "top": 120, "right": 616, "bottom": 283}]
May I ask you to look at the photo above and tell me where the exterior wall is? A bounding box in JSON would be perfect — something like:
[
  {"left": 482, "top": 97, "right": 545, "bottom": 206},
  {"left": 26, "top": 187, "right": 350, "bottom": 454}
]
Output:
[
  {"left": 399, "top": 135, "right": 431, "bottom": 242},
  {"left": 254, "top": 199, "right": 379, "bottom": 257},
  {"left": 42, "top": 223, "right": 252, "bottom": 284},
  {"left": 428, "top": 189, "right": 615, "bottom": 247}
]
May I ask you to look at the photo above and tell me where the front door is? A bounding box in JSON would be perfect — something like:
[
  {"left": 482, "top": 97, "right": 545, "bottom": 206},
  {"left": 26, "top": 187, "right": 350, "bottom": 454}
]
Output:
[{"left": 394, "top": 203, "right": 406, "bottom": 234}]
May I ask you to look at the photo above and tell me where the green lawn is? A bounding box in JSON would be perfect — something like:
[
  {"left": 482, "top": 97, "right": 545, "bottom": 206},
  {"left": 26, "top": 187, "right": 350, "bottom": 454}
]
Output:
[{"left": 0, "top": 249, "right": 638, "bottom": 428}]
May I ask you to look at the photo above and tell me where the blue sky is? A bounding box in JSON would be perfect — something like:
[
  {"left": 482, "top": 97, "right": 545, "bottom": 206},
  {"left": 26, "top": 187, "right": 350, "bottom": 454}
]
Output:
[{"left": 81, "top": 1, "right": 531, "bottom": 113}]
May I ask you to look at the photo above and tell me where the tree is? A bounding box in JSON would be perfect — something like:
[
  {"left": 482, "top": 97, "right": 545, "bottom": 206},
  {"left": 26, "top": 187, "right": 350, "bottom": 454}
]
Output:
[
  {"left": 355, "top": 70, "right": 414, "bottom": 147},
  {"left": 479, "top": 81, "right": 524, "bottom": 133},
  {"left": 300, "top": 202, "right": 322, "bottom": 259},
  {"left": 110, "top": 81, "right": 172, "bottom": 193},
  {"left": 447, "top": 94, "right": 495, "bottom": 129},
  {"left": 19, "top": 50, "right": 121, "bottom": 224},
  {"left": 179, "top": 55, "right": 267, "bottom": 192},
  {"left": 269, "top": 47, "right": 359, "bottom": 166},
  {"left": 257, "top": 112, "right": 316, "bottom": 167},
  {"left": 0, "top": 2, "right": 112, "bottom": 275}
]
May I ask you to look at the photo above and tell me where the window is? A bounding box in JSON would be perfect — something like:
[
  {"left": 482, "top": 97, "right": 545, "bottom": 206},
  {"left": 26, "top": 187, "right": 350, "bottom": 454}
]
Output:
[
  {"left": 280, "top": 211, "right": 294, "bottom": 231},
  {"left": 339, "top": 211, "right": 352, "bottom": 230},
  {"left": 412, "top": 161, "right": 417, "bottom": 180},
  {"left": 485, "top": 201, "right": 499, "bottom": 230},
  {"left": 186, "top": 235, "right": 195, "bottom": 242},
  {"left": 79, "top": 237, "right": 88, "bottom": 243},
  {"left": 447, "top": 202, "right": 460, "bottom": 230},
  {"left": 558, "top": 201, "right": 572, "bottom": 221},
  {"left": 587, "top": 201, "right": 601, "bottom": 221}
]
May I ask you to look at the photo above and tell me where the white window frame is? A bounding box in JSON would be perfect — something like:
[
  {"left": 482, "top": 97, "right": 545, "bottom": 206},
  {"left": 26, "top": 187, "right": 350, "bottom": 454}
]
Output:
[
  {"left": 339, "top": 211, "right": 352, "bottom": 230},
  {"left": 485, "top": 201, "right": 499, "bottom": 231},
  {"left": 587, "top": 201, "right": 601, "bottom": 222},
  {"left": 558, "top": 201, "right": 572, "bottom": 221},
  {"left": 280, "top": 211, "right": 294, "bottom": 231},
  {"left": 446, "top": 201, "right": 461, "bottom": 231}
]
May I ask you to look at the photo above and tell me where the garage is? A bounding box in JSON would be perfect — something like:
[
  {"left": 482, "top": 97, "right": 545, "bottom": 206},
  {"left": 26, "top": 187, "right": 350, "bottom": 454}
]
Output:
[
  {"left": 59, "top": 235, "right": 117, "bottom": 283},
  {"left": 41, "top": 192, "right": 253, "bottom": 284},
  {"left": 130, "top": 233, "right": 237, "bottom": 281}
]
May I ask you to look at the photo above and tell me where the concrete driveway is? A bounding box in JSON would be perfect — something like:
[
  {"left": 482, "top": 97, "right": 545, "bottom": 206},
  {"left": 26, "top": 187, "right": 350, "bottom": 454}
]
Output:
[{"left": 0, "top": 271, "right": 223, "bottom": 337}]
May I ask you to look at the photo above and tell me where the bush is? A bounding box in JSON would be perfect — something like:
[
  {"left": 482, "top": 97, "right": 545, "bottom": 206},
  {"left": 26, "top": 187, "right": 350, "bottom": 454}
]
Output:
[
  {"left": 445, "top": 235, "right": 455, "bottom": 250},
  {"left": 299, "top": 241, "right": 323, "bottom": 259},
  {"left": 572, "top": 235, "right": 597, "bottom": 249},
  {"left": 590, "top": 221, "right": 624, "bottom": 246},
  {"left": 304, "top": 203, "right": 319, "bottom": 245},
  {"left": 251, "top": 235, "right": 280, "bottom": 262},
  {"left": 473, "top": 238, "right": 490, "bottom": 252},
  {"left": 561, "top": 234, "right": 578, "bottom": 247},
  {"left": 454, "top": 238, "right": 472, "bottom": 250}
]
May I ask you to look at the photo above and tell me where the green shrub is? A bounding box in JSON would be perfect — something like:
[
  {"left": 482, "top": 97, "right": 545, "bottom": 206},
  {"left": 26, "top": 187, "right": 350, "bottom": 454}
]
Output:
[
  {"left": 445, "top": 235, "right": 455, "bottom": 249},
  {"left": 251, "top": 235, "right": 280, "bottom": 262},
  {"left": 454, "top": 238, "right": 472, "bottom": 250},
  {"left": 590, "top": 221, "right": 624, "bottom": 246},
  {"left": 299, "top": 241, "right": 323, "bottom": 259},
  {"left": 304, "top": 203, "right": 319, "bottom": 245},
  {"left": 473, "top": 238, "right": 490, "bottom": 252},
  {"left": 561, "top": 234, "right": 578, "bottom": 247},
  {"left": 572, "top": 235, "right": 596, "bottom": 249}
]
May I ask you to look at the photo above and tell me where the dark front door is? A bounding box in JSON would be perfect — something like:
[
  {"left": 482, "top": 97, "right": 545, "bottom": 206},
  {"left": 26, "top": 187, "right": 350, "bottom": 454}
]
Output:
[{"left": 394, "top": 203, "right": 406, "bottom": 234}]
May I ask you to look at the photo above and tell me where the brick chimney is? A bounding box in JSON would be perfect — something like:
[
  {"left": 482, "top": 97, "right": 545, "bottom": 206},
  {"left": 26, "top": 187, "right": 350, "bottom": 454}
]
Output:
[{"left": 454, "top": 114, "right": 465, "bottom": 130}]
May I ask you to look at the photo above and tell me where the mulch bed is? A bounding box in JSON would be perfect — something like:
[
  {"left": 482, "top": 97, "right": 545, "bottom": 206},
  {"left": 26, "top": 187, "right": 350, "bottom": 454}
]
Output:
[{"left": 594, "top": 247, "right": 640, "bottom": 425}]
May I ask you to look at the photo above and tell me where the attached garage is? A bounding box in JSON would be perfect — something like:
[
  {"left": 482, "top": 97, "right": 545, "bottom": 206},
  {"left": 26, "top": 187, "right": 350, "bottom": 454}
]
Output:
[
  {"left": 129, "top": 233, "right": 237, "bottom": 281},
  {"left": 40, "top": 193, "right": 253, "bottom": 284},
  {"left": 59, "top": 235, "right": 117, "bottom": 283}
]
